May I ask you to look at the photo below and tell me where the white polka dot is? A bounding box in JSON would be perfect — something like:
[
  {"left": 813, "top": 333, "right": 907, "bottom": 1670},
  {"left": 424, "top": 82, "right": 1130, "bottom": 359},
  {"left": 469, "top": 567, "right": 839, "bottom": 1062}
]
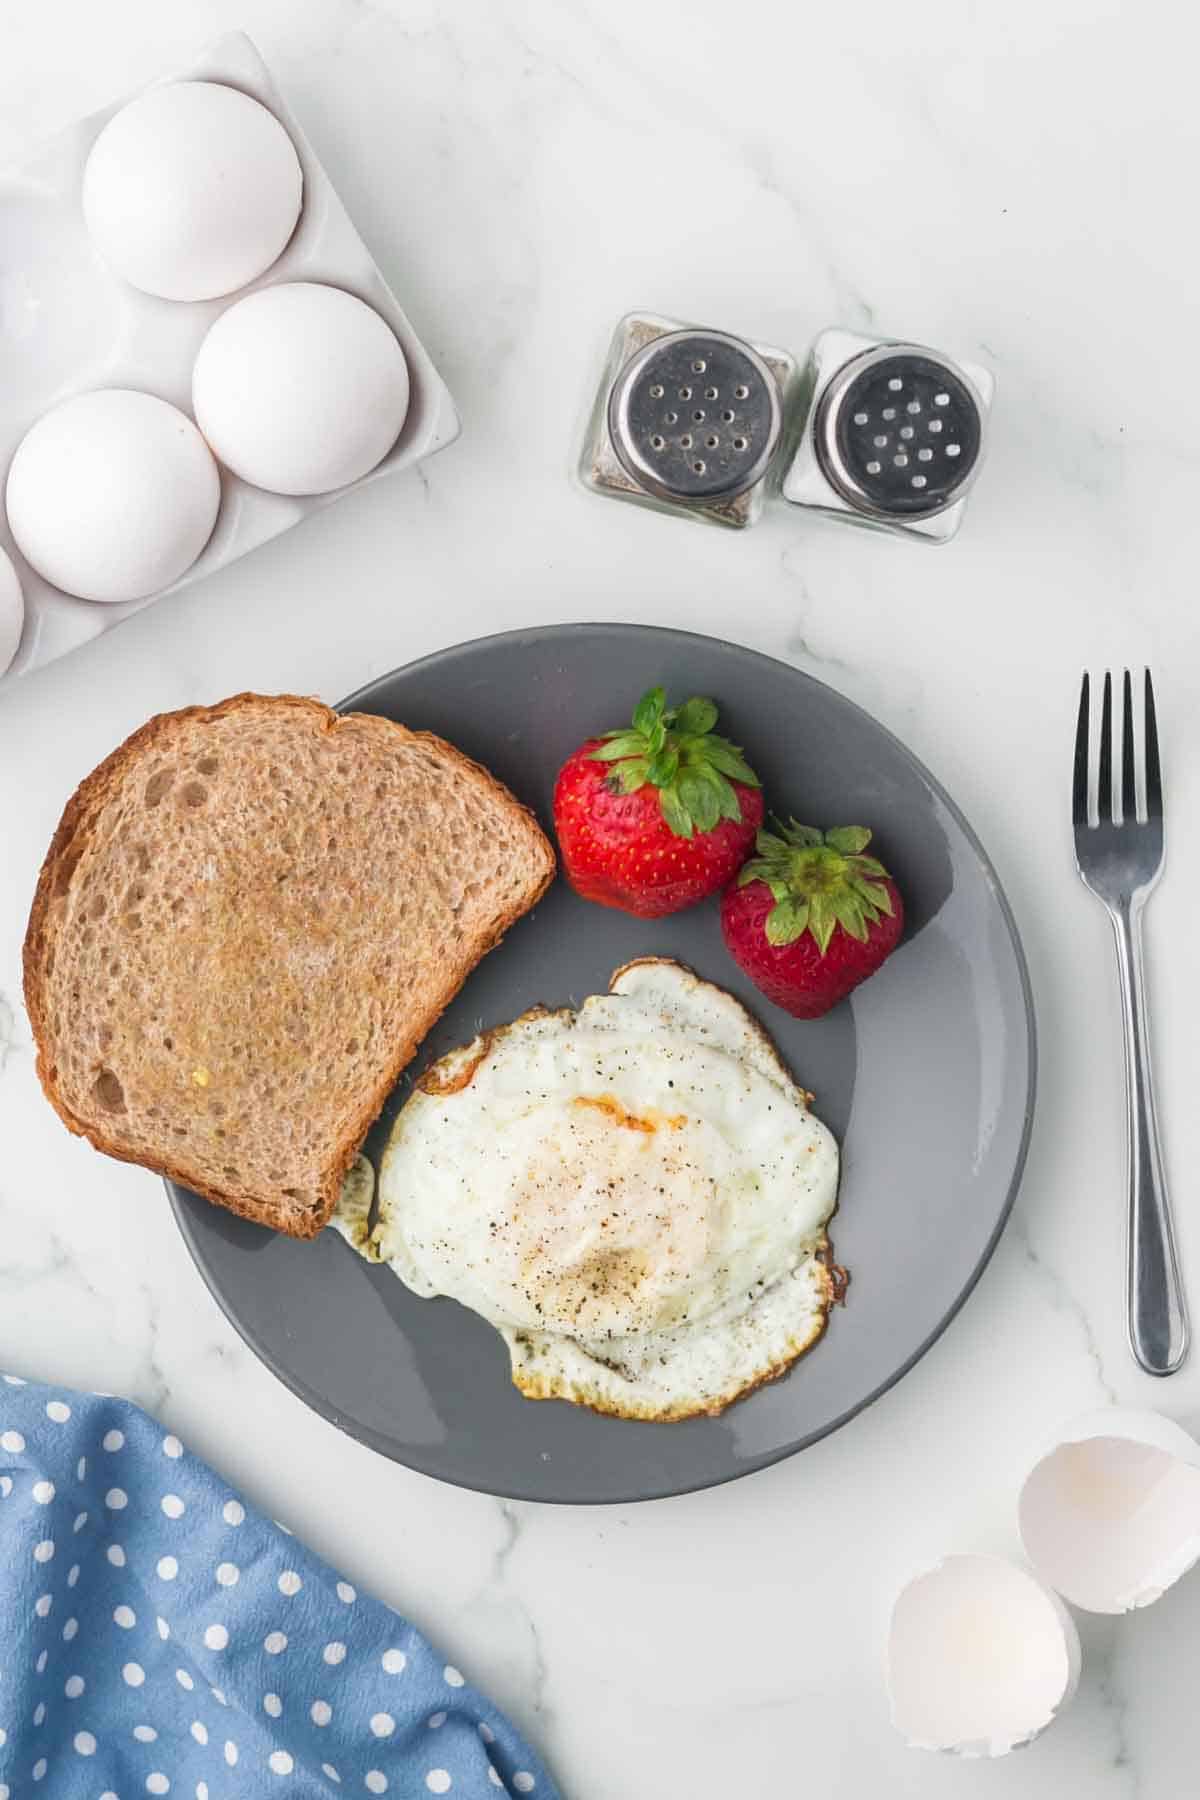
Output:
[
  {"left": 370, "top": 1712, "right": 395, "bottom": 1737},
  {"left": 77, "top": 1456, "right": 87, "bottom": 1480},
  {"left": 0, "top": 1431, "right": 24, "bottom": 1453},
  {"left": 443, "top": 1664, "right": 465, "bottom": 1688},
  {"left": 428, "top": 1711, "right": 446, "bottom": 1728},
  {"left": 322, "top": 1769, "right": 341, "bottom": 1786},
  {"left": 176, "top": 1669, "right": 194, "bottom": 1691},
  {"left": 35, "top": 1649, "right": 49, "bottom": 1674},
  {"left": 263, "top": 1692, "right": 282, "bottom": 1718},
  {"left": 65, "top": 1675, "right": 84, "bottom": 1697},
  {"left": 366, "top": 1775, "right": 388, "bottom": 1796},
  {"left": 108, "top": 1544, "right": 126, "bottom": 1567},
  {"left": 33, "top": 1702, "right": 45, "bottom": 1725},
  {"left": 222, "top": 1499, "right": 244, "bottom": 1526},
  {"left": 264, "top": 1630, "right": 287, "bottom": 1655},
  {"left": 124, "top": 1661, "right": 145, "bottom": 1686},
  {"left": 156, "top": 1616, "right": 170, "bottom": 1641},
  {"left": 2, "top": 1373, "right": 25, "bottom": 1383},
  {"left": 33, "top": 1539, "right": 54, "bottom": 1563},
  {"left": 323, "top": 1640, "right": 346, "bottom": 1665},
  {"left": 106, "top": 1488, "right": 127, "bottom": 1510},
  {"left": 191, "top": 1721, "right": 208, "bottom": 1745},
  {"left": 161, "top": 1493, "right": 185, "bottom": 1519},
  {"left": 197, "top": 1787, "right": 208, "bottom": 1800},
  {"left": 134, "top": 1726, "right": 158, "bottom": 1743},
  {"left": 32, "top": 1480, "right": 54, "bottom": 1505},
  {"left": 157, "top": 1556, "right": 178, "bottom": 1580},
  {"left": 162, "top": 1434, "right": 183, "bottom": 1459},
  {"left": 0, "top": 1784, "right": 7, "bottom": 1800},
  {"left": 337, "top": 1580, "right": 356, "bottom": 1603},
  {"left": 204, "top": 1624, "right": 228, "bottom": 1651},
  {"left": 269, "top": 1752, "right": 294, "bottom": 1776},
  {"left": 34, "top": 1594, "right": 51, "bottom": 1618},
  {"left": 382, "top": 1649, "right": 407, "bottom": 1675},
  {"left": 73, "top": 1511, "right": 86, "bottom": 1534},
  {"left": 211, "top": 1687, "right": 227, "bottom": 1706},
  {"left": 513, "top": 1776, "right": 535, "bottom": 1794},
  {"left": 0, "top": 1476, "right": 10, "bottom": 1497},
  {"left": 103, "top": 1430, "right": 125, "bottom": 1452},
  {"left": 224, "top": 1740, "right": 238, "bottom": 1766},
  {"left": 46, "top": 1401, "right": 70, "bottom": 1423},
  {"left": 147, "top": 1776, "right": 170, "bottom": 1796},
  {"left": 67, "top": 1562, "right": 80, "bottom": 1587},
  {"left": 217, "top": 1562, "right": 239, "bottom": 1587},
  {"left": 62, "top": 1616, "right": 78, "bottom": 1640},
  {"left": 277, "top": 1569, "right": 301, "bottom": 1596},
  {"left": 114, "top": 1604, "right": 136, "bottom": 1629},
  {"left": 311, "top": 1699, "right": 332, "bottom": 1726},
  {"left": 426, "top": 1774, "right": 452, "bottom": 1795},
  {"left": 488, "top": 1772, "right": 503, "bottom": 1790},
  {"left": 32, "top": 1759, "right": 46, "bottom": 1781},
  {"left": 101, "top": 1794, "right": 118, "bottom": 1800}
]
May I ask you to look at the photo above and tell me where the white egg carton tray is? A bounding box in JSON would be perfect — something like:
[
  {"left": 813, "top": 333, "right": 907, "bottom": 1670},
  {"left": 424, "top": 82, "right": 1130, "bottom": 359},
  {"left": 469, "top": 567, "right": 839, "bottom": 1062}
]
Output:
[{"left": 0, "top": 31, "right": 460, "bottom": 689}]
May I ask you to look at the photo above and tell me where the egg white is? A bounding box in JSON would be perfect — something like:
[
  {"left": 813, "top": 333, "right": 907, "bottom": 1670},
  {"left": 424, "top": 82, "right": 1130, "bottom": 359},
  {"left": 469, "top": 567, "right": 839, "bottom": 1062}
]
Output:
[{"left": 333, "top": 959, "right": 841, "bottom": 1420}]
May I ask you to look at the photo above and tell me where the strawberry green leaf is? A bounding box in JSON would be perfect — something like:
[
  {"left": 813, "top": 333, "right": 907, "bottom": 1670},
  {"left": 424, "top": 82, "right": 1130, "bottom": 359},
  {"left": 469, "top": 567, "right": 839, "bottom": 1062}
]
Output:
[
  {"left": 765, "top": 898, "right": 810, "bottom": 946},
  {"left": 674, "top": 696, "right": 719, "bottom": 737},
  {"left": 851, "top": 855, "right": 889, "bottom": 878},
  {"left": 590, "top": 733, "right": 646, "bottom": 763},
  {"left": 753, "top": 830, "right": 792, "bottom": 859},
  {"left": 703, "top": 738, "right": 760, "bottom": 786},
  {"left": 610, "top": 758, "right": 650, "bottom": 794},
  {"left": 647, "top": 747, "right": 680, "bottom": 788},
  {"left": 833, "top": 893, "right": 869, "bottom": 941},
  {"left": 633, "top": 687, "right": 666, "bottom": 735},
  {"left": 784, "top": 819, "right": 826, "bottom": 847},
  {"left": 659, "top": 786, "right": 694, "bottom": 838},
  {"left": 858, "top": 880, "right": 894, "bottom": 915},
  {"left": 679, "top": 771, "right": 720, "bottom": 832},
  {"left": 808, "top": 892, "right": 836, "bottom": 955},
  {"left": 825, "top": 826, "right": 873, "bottom": 855}
]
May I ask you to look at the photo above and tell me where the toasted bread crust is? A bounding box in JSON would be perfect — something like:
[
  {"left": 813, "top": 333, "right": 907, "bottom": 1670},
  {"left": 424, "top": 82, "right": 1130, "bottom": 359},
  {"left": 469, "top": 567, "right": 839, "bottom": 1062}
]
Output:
[{"left": 23, "top": 692, "right": 555, "bottom": 1238}]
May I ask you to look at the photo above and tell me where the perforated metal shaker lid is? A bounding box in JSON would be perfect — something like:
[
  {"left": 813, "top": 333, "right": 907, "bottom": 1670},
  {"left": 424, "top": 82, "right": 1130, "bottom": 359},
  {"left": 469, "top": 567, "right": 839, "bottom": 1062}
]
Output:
[
  {"left": 608, "top": 329, "right": 782, "bottom": 505},
  {"left": 814, "top": 343, "right": 984, "bottom": 519}
]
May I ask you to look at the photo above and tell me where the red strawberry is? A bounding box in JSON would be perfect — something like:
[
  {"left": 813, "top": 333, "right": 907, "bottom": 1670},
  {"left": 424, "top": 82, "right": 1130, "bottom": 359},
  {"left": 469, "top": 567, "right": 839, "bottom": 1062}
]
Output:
[
  {"left": 554, "top": 686, "right": 763, "bottom": 918},
  {"left": 721, "top": 821, "right": 903, "bottom": 1017}
]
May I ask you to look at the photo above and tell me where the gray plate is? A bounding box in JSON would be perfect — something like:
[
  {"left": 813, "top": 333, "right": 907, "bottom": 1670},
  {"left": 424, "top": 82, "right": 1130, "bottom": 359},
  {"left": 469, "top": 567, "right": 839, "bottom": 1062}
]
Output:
[{"left": 170, "top": 624, "right": 1036, "bottom": 1504}]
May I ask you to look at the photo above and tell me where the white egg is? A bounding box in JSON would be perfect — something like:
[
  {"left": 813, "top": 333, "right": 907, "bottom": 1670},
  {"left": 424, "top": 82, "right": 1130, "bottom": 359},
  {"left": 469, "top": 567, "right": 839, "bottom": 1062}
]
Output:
[
  {"left": 6, "top": 390, "right": 221, "bottom": 603},
  {"left": 192, "top": 283, "right": 410, "bottom": 496},
  {"left": 888, "top": 1554, "right": 1081, "bottom": 1757},
  {"left": 1019, "top": 1408, "right": 1200, "bottom": 1613},
  {"left": 333, "top": 958, "right": 840, "bottom": 1420},
  {"left": 0, "top": 546, "right": 24, "bottom": 674},
  {"left": 82, "top": 81, "right": 302, "bottom": 302}
]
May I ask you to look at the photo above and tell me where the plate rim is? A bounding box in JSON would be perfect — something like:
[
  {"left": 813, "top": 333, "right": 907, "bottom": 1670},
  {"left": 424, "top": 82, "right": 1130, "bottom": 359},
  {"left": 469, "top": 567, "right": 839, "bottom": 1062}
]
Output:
[{"left": 170, "top": 621, "right": 1037, "bottom": 1504}]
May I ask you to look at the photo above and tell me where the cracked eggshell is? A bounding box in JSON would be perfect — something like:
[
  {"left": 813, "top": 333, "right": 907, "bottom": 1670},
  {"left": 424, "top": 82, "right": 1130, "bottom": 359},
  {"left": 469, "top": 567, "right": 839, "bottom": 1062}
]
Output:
[
  {"left": 0, "top": 546, "right": 24, "bottom": 673},
  {"left": 1019, "top": 1408, "right": 1200, "bottom": 1614},
  {"left": 887, "top": 1553, "right": 1081, "bottom": 1757}
]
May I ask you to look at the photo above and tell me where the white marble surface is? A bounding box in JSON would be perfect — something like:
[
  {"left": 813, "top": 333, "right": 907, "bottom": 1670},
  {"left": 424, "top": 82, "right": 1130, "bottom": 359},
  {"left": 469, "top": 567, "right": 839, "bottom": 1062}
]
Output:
[{"left": 3, "top": 2, "right": 1200, "bottom": 1794}]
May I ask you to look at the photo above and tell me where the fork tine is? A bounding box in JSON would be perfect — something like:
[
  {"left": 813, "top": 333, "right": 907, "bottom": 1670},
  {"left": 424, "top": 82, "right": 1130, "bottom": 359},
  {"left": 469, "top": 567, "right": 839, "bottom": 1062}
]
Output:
[
  {"left": 1145, "top": 669, "right": 1162, "bottom": 819},
  {"left": 1122, "top": 669, "right": 1137, "bottom": 824},
  {"left": 1098, "top": 671, "right": 1114, "bottom": 823},
  {"left": 1073, "top": 672, "right": 1090, "bottom": 827}
]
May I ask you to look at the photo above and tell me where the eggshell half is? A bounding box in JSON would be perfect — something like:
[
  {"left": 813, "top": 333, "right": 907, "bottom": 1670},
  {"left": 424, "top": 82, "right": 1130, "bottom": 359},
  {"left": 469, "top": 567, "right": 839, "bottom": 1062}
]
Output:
[
  {"left": 887, "top": 1553, "right": 1081, "bottom": 1757},
  {"left": 0, "top": 546, "right": 24, "bottom": 673},
  {"left": 1019, "top": 1408, "right": 1200, "bottom": 1613}
]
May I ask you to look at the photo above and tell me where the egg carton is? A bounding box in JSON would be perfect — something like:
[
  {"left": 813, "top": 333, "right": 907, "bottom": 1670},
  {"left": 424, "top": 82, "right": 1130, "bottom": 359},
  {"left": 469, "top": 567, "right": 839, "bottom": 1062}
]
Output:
[{"left": 0, "top": 31, "right": 460, "bottom": 688}]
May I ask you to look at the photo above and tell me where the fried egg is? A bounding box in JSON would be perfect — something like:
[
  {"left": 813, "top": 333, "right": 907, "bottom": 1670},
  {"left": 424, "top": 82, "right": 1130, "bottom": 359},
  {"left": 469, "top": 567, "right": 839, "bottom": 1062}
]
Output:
[{"left": 332, "top": 959, "right": 841, "bottom": 1420}]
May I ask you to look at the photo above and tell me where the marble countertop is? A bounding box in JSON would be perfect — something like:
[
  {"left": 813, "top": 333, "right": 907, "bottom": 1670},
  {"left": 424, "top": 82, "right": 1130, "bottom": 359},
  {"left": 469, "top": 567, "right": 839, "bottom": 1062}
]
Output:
[{"left": 3, "top": 2, "right": 1200, "bottom": 1793}]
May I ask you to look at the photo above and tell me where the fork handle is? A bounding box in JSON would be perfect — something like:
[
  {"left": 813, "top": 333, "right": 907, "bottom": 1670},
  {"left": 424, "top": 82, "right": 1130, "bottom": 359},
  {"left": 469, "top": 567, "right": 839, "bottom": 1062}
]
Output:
[{"left": 1112, "top": 901, "right": 1189, "bottom": 1374}]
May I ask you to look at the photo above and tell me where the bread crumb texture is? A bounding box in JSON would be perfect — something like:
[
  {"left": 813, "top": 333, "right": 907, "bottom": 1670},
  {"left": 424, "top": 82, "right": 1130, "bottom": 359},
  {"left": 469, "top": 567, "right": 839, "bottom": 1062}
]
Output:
[{"left": 23, "top": 694, "right": 555, "bottom": 1237}]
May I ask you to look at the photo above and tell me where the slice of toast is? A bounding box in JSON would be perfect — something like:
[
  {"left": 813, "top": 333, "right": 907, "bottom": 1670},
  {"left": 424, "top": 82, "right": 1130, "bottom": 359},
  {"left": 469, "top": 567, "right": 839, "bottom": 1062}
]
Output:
[{"left": 23, "top": 693, "right": 555, "bottom": 1238}]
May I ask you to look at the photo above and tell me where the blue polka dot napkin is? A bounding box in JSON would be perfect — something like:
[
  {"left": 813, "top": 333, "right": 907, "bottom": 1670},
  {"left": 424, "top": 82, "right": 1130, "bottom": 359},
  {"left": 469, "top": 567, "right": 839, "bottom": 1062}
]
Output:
[{"left": 0, "top": 1376, "right": 559, "bottom": 1799}]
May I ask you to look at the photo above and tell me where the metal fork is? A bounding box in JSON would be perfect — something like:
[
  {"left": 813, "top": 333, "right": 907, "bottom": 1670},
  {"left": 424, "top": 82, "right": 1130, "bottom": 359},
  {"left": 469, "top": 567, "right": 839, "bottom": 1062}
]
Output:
[{"left": 1074, "top": 670, "right": 1188, "bottom": 1375}]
